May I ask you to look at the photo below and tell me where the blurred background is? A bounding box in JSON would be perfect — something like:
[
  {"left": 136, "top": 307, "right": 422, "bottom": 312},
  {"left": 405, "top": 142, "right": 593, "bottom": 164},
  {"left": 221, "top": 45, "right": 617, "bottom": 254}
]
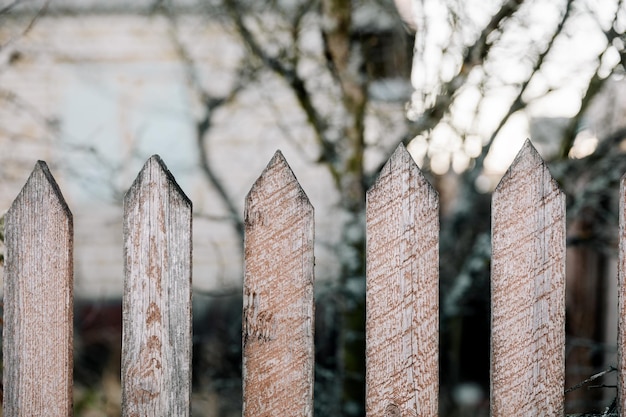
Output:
[{"left": 0, "top": 0, "right": 625, "bottom": 415}]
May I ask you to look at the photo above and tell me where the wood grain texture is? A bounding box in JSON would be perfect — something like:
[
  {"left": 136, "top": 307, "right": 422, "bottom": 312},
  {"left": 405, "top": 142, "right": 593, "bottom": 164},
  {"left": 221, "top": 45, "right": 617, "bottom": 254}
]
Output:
[
  {"left": 365, "top": 144, "right": 439, "bottom": 417},
  {"left": 618, "top": 173, "right": 626, "bottom": 415},
  {"left": 3, "top": 161, "right": 74, "bottom": 417},
  {"left": 122, "top": 155, "right": 192, "bottom": 416},
  {"left": 243, "top": 151, "right": 314, "bottom": 417},
  {"left": 491, "top": 140, "right": 565, "bottom": 416}
]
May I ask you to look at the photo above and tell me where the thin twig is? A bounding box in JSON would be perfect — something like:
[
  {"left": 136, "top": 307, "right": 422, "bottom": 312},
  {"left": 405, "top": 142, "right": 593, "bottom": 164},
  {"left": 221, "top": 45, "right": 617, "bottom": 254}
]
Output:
[{"left": 565, "top": 366, "right": 617, "bottom": 394}]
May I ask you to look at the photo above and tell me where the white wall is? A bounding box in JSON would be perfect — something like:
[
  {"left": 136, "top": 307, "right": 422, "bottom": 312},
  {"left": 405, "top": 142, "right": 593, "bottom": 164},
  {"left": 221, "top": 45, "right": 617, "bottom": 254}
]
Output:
[{"left": 0, "top": 12, "right": 409, "bottom": 298}]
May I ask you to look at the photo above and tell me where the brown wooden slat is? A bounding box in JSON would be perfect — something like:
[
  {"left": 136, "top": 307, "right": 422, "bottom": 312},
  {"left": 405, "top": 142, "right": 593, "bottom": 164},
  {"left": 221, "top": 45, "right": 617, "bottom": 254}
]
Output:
[
  {"left": 618, "top": 173, "right": 626, "bottom": 415},
  {"left": 365, "top": 144, "right": 439, "bottom": 416},
  {"left": 122, "top": 155, "right": 192, "bottom": 416},
  {"left": 3, "top": 161, "right": 74, "bottom": 417},
  {"left": 491, "top": 140, "right": 565, "bottom": 416},
  {"left": 243, "top": 151, "right": 314, "bottom": 417}
]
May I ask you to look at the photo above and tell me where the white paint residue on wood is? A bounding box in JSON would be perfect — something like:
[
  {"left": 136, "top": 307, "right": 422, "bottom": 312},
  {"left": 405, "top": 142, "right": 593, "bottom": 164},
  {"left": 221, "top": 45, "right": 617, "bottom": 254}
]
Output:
[{"left": 121, "top": 155, "right": 192, "bottom": 416}]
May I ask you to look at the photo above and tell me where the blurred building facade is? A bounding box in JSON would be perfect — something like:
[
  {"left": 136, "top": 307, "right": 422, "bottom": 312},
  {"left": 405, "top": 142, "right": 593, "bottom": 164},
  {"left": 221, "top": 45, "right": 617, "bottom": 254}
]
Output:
[{"left": 0, "top": 1, "right": 414, "bottom": 299}]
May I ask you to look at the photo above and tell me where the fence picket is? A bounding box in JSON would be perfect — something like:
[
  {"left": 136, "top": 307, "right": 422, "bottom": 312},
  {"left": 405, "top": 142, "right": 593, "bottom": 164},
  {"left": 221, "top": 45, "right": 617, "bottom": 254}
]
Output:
[
  {"left": 619, "top": 174, "right": 626, "bottom": 415},
  {"left": 3, "top": 161, "right": 74, "bottom": 417},
  {"left": 2, "top": 141, "right": 619, "bottom": 415},
  {"left": 121, "top": 155, "right": 192, "bottom": 416},
  {"left": 491, "top": 140, "right": 566, "bottom": 415},
  {"left": 365, "top": 144, "right": 439, "bottom": 416},
  {"left": 243, "top": 151, "right": 315, "bottom": 416}
]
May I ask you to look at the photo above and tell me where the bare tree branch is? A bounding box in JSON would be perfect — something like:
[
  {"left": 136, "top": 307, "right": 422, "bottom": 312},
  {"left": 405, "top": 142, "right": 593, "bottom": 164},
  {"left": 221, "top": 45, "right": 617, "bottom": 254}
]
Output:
[
  {"left": 476, "top": 0, "right": 575, "bottom": 169},
  {"left": 410, "top": 0, "right": 526, "bottom": 136},
  {"left": 0, "top": 1, "right": 20, "bottom": 16},
  {"left": 223, "top": 0, "right": 329, "bottom": 148},
  {"left": 558, "top": 61, "right": 611, "bottom": 158},
  {"left": 370, "top": 0, "right": 527, "bottom": 182},
  {"left": 565, "top": 366, "right": 617, "bottom": 394},
  {"left": 0, "top": 0, "right": 50, "bottom": 50},
  {"left": 556, "top": 0, "right": 625, "bottom": 158},
  {"left": 160, "top": 3, "right": 251, "bottom": 241}
]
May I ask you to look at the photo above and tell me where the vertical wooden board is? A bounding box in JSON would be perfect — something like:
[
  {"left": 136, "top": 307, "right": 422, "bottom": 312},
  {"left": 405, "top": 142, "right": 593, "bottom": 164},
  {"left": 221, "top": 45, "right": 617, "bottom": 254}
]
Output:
[
  {"left": 618, "top": 173, "right": 626, "bottom": 415},
  {"left": 122, "top": 155, "right": 192, "bottom": 416},
  {"left": 365, "top": 144, "right": 439, "bottom": 417},
  {"left": 3, "top": 161, "right": 73, "bottom": 417},
  {"left": 491, "top": 140, "right": 565, "bottom": 416},
  {"left": 243, "top": 151, "right": 314, "bottom": 417}
]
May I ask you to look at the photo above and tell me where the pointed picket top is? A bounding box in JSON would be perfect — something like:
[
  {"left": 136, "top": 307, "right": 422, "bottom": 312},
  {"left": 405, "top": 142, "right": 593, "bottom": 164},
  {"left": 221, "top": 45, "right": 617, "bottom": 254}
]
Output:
[
  {"left": 4, "top": 161, "right": 73, "bottom": 416},
  {"left": 618, "top": 174, "right": 626, "bottom": 415},
  {"left": 125, "top": 154, "right": 192, "bottom": 209},
  {"left": 245, "top": 150, "right": 311, "bottom": 209},
  {"left": 366, "top": 143, "right": 439, "bottom": 416},
  {"left": 494, "top": 139, "right": 560, "bottom": 194},
  {"left": 243, "top": 150, "right": 314, "bottom": 417},
  {"left": 122, "top": 155, "right": 192, "bottom": 416},
  {"left": 9, "top": 160, "right": 72, "bottom": 220},
  {"left": 369, "top": 142, "right": 438, "bottom": 197},
  {"left": 491, "top": 139, "right": 565, "bottom": 416}
]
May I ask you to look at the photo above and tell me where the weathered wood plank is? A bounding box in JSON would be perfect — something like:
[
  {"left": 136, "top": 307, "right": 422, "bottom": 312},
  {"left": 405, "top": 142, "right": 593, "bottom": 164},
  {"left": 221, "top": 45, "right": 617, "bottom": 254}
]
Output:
[
  {"left": 618, "top": 173, "right": 626, "bottom": 415},
  {"left": 3, "top": 161, "right": 74, "bottom": 417},
  {"left": 243, "top": 151, "right": 314, "bottom": 417},
  {"left": 122, "top": 155, "right": 192, "bottom": 416},
  {"left": 365, "top": 144, "right": 439, "bottom": 417},
  {"left": 491, "top": 139, "right": 565, "bottom": 416}
]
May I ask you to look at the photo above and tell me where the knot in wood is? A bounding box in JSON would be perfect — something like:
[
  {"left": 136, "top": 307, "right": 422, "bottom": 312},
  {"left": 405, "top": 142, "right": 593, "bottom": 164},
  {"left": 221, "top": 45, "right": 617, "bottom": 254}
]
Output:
[{"left": 385, "top": 402, "right": 401, "bottom": 417}]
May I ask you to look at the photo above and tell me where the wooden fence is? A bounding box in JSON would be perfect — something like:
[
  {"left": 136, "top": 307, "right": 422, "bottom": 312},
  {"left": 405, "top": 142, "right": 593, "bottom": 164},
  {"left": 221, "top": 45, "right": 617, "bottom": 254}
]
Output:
[{"left": 1, "top": 139, "right": 624, "bottom": 416}]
